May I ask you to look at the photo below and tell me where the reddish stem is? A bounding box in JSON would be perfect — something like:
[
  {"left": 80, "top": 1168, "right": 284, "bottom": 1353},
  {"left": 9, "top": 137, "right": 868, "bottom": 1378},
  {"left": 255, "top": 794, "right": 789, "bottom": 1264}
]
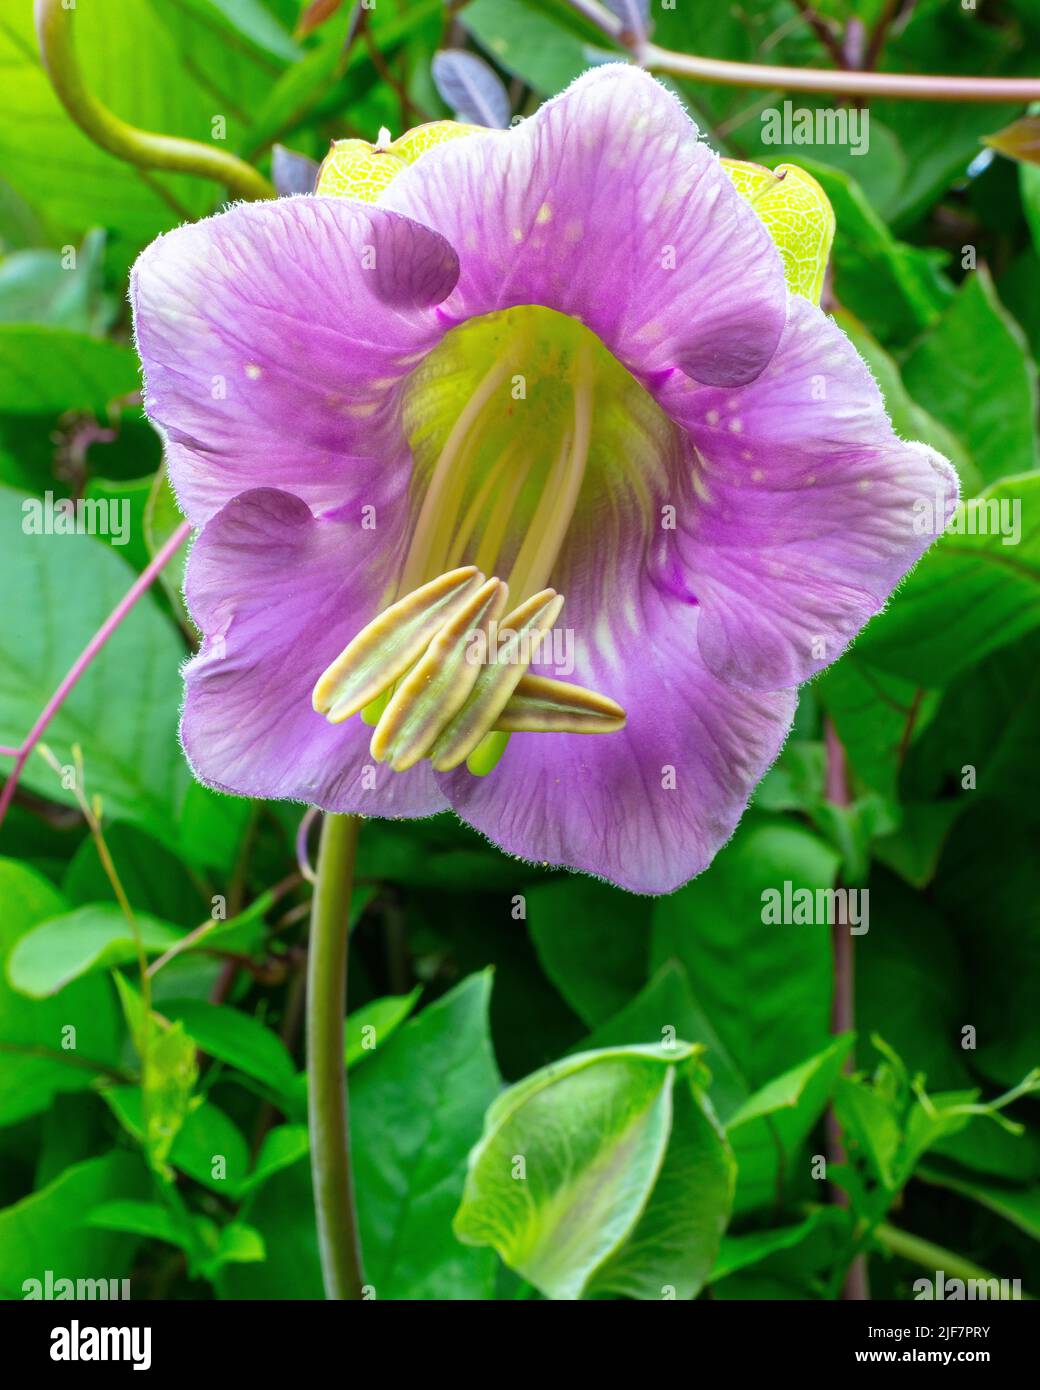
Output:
[{"left": 0, "top": 520, "right": 191, "bottom": 832}]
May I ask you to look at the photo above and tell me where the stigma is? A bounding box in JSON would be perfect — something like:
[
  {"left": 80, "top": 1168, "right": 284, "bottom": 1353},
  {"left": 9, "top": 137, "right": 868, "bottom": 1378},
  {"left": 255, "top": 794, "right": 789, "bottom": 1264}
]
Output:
[{"left": 312, "top": 566, "right": 625, "bottom": 777}]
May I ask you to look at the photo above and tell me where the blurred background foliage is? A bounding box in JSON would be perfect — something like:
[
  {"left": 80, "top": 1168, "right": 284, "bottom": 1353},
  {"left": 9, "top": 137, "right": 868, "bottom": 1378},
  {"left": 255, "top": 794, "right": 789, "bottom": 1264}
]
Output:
[{"left": 0, "top": 0, "right": 1039, "bottom": 1300}]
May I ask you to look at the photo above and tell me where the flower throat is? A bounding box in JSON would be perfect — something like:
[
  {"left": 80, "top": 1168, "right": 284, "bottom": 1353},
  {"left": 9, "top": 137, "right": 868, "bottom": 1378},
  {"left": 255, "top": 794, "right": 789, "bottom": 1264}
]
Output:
[{"left": 313, "top": 306, "right": 677, "bottom": 777}]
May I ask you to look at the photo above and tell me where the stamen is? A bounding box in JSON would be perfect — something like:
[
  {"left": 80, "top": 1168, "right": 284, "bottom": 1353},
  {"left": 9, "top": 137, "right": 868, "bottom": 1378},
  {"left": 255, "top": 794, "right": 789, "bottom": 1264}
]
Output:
[
  {"left": 429, "top": 589, "right": 564, "bottom": 772},
  {"left": 313, "top": 569, "right": 627, "bottom": 776},
  {"left": 506, "top": 344, "right": 594, "bottom": 602},
  {"left": 370, "top": 577, "right": 509, "bottom": 771},
  {"left": 473, "top": 440, "right": 537, "bottom": 578},
  {"left": 494, "top": 674, "right": 626, "bottom": 734},
  {"left": 396, "top": 357, "right": 512, "bottom": 597},
  {"left": 312, "top": 566, "right": 483, "bottom": 722},
  {"left": 445, "top": 437, "right": 523, "bottom": 571}
]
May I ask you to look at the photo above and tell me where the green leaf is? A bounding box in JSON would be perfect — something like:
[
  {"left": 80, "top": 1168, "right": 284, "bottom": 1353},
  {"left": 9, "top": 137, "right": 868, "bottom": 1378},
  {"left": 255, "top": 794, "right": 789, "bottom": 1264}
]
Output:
[
  {"left": 0, "top": 487, "right": 192, "bottom": 851},
  {"left": 195, "top": 0, "right": 301, "bottom": 64},
  {"left": 86, "top": 1198, "right": 186, "bottom": 1246},
  {"left": 0, "top": 229, "right": 114, "bottom": 333},
  {"left": 160, "top": 999, "right": 299, "bottom": 1102},
  {"left": 0, "top": 858, "right": 122, "bottom": 1126},
  {"left": 834, "top": 1073, "right": 905, "bottom": 1192},
  {"left": 812, "top": 656, "right": 925, "bottom": 801},
  {"left": 933, "top": 813, "right": 1040, "bottom": 1088},
  {"left": 835, "top": 311, "right": 973, "bottom": 490},
  {"left": 241, "top": 1124, "right": 310, "bottom": 1195},
  {"left": 356, "top": 814, "right": 538, "bottom": 889},
  {"left": 455, "top": 1041, "right": 718, "bottom": 1300},
  {"left": 0, "top": 0, "right": 260, "bottom": 265},
  {"left": 245, "top": 0, "right": 440, "bottom": 157},
  {"left": 214, "top": 1221, "right": 266, "bottom": 1265},
  {"left": 931, "top": 1117, "right": 1040, "bottom": 1185},
  {"left": 726, "top": 1037, "right": 853, "bottom": 1213},
  {"left": 105, "top": 1089, "right": 250, "bottom": 1195},
  {"left": 834, "top": 1036, "right": 1039, "bottom": 1207},
  {"left": 902, "top": 270, "right": 1038, "bottom": 486},
  {"left": 352, "top": 972, "right": 501, "bottom": 1299},
  {"left": 461, "top": 0, "right": 610, "bottom": 96},
  {"left": 85, "top": 1196, "right": 254, "bottom": 1279},
  {"left": 728, "top": 1037, "right": 853, "bottom": 1129},
  {"left": 882, "top": 93, "right": 1020, "bottom": 229},
  {"left": 872, "top": 802, "right": 964, "bottom": 889},
  {"left": 175, "top": 782, "right": 254, "bottom": 876},
  {"left": 584, "top": 1075, "right": 735, "bottom": 1301},
  {"left": 793, "top": 158, "right": 952, "bottom": 342},
  {"left": 856, "top": 873, "right": 971, "bottom": 1091},
  {"left": 0, "top": 1152, "right": 148, "bottom": 1299},
  {"left": 527, "top": 877, "right": 651, "bottom": 1027},
  {"left": 345, "top": 988, "right": 421, "bottom": 1067},
  {"left": 901, "top": 633, "right": 1040, "bottom": 830},
  {"left": 856, "top": 474, "right": 1040, "bottom": 686},
  {"left": 711, "top": 1205, "right": 850, "bottom": 1297},
  {"left": 81, "top": 475, "right": 152, "bottom": 570},
  {"left": 1021, "top": 162, "right": 1040, "bottom": 259},
  {"left": 215, "top": 1157, "right": 318, "bottom": 1299},
  {"left": 753, "top": 738, "right": 826, "bottom": 815},
  {"left": 580, "top": 959, "right": 748, "bottom": 1124},
  {"left": 223, "top": 972, "right": 501, "bottom": 1299},
  {"left": 918, "top": 1168, "right": 1040, "bottom": 1242},
  {"left": 751, "top": 117, "right": 906, "bottom": 223},
  {"left": 6, "top": 904, "right": 182, "bottom": 998},
  {"left": 651, "top": 818, "right": 839, "bottom": 1090},
  {"left": 807, "top": 792, "right": 897, "bottom": 887},
  {"left": 0, "top": 325, "right": 139, "bottom": 414},
  {"left": 711, "top": 1212, "right": 828, "bottom": 1283}
]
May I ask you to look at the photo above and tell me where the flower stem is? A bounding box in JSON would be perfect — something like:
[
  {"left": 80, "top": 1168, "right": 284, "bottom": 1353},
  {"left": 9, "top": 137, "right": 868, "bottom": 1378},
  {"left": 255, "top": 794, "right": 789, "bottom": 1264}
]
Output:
[
  {"left": 637, "top": 42, "right": 1040, "bottom": 102},
  {"left": 35, "top": 0, "right": 275, "bottom": 201},
  {"left": 307, "top": 812, "right": 365, "bottom": 1301}
]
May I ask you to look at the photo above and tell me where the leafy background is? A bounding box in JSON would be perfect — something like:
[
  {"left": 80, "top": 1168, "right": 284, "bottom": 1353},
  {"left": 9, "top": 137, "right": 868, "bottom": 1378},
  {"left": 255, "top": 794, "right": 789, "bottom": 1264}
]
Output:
[{"left": 1, "top": 0, "right": 1039, "bottom": 1301}]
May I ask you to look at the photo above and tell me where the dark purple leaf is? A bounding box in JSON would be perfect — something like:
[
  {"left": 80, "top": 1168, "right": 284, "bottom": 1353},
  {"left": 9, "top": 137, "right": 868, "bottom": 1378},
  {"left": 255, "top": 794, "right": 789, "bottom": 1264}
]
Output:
[
  {"left": 272, "top": 145, "right": 320, "bottom": 197},
  {"left": 431, "top": 49, "right": 512, "bottom": 130}
]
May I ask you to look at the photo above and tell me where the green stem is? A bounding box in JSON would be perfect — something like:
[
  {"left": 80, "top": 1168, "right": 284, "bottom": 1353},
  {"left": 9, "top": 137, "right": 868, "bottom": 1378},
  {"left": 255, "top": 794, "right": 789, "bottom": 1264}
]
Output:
[
  {"left": 875, "top": 1223, "right": 1028, "bottom": 1295},
  {"left": 35, "top": 0, "right": 274, "bottom": 201},
  {"left": 307, "top": 812, "right": 365, "bottom": 1301}
]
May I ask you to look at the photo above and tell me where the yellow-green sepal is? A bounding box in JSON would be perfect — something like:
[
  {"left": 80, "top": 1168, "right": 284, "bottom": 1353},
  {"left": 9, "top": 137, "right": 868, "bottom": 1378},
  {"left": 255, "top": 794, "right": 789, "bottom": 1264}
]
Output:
[
  {"left": 317, "top": 120, "right": 484, "bottom": 203},
  {"left": 722, "top": 158, "right": 835, "bottom": 305}
]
